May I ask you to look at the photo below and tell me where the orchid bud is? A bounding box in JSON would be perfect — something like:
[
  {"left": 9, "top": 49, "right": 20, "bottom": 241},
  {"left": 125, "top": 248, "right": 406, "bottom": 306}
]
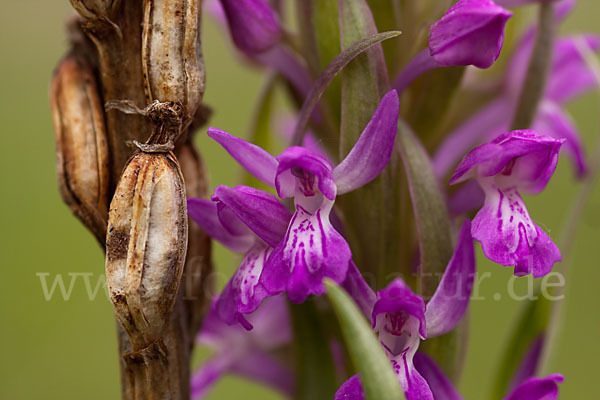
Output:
[
  {"left": 219, "top": 0, "right": 281, "bottom": 55},
  {"left": 429, "top": 0, "right": 512, "bottom": 68}
]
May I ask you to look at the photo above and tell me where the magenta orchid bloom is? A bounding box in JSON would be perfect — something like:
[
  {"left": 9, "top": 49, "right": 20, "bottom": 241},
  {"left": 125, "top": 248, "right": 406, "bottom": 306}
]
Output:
[
  {"left": 207, "top": 90, "right": 399, "bottom": 303},
  {"left": 450, "top": 130, "right": 563, "bottom": 277},
  {"left": 191, "top": 295, "right": 294, "bottom": 399},
  {"left": 414, "top": 352, "right": 564, "bottom": 400},
  {"left": 188, "top": 185, "right": 291, "bottom": 329},
  {"left": 335, "top": 220, "right": 476, "bottom": 400},
  {"left": 434, "top": 0, "right": 598, "bottom": 179},
  {"left": 393, "top": 0, "right": 512, "bottom": 93}
]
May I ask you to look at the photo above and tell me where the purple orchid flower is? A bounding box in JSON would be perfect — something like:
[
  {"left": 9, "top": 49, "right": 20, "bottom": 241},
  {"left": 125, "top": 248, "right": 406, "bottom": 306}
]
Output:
[
  {"left": 335, "top": 220, "right": 476, "bottom": 400},
  {"left": 188, "top": 185, "right": 291, "bottom": 329},
  {"left": 434, "top": 1, "right": 598, "bottom": 179},
  {"left": 393, "top": 0, "right": 512, "bottom": 93},
  {"left": 450, "top": 130, "right": 563, "bottom": 278},
  {"left": 207, "top": 90, "right": 400, "bottom": 303},
  {"left": 413, "top": 352, "right": 564, "bottom": 400},
  {"left": 191, "top": 295, "right": 294, "bottom": 399}
]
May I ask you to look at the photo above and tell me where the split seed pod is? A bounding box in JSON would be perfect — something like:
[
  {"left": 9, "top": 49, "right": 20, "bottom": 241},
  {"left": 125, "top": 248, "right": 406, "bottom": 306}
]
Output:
[
  {"left": 51, "top": 55, "right": 110, "bottom": 245},
  {"left": 142, "top": 0, "right": 205, "bottom": 125},
  {"left": 106, "top": 151, "right": 188, "bottom": 349}
]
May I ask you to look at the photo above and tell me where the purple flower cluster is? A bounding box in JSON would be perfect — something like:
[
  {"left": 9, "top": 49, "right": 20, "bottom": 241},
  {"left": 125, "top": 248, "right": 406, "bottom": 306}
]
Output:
[{"left": 186, "top": 0, "right": 599, "bottom": 398}]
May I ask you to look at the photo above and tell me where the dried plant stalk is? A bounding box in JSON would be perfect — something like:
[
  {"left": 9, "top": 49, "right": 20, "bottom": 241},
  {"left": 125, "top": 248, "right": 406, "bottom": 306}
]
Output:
[{"left": 51, "top": 54, "right": 110, "bottom": 245}]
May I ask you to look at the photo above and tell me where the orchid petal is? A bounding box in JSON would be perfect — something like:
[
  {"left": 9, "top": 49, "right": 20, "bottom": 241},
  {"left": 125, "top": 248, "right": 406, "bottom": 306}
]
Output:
[
  {"left": 342, "top": 261, "right": 376, "bottom": 318},
  {"left": 333, "top": 90, "right": 400, "bottom": 194},
  {"left": 187, "top": 198, "right": 253, "bottom": 253},
  {"left": 505, "top": 374, "right": 564, "bottom": 400},
  {"left": 413, "top": 352, "right": 464, "bottom": 400},
  {"left": 190, "top": 355, "right": 231, "bottom": 399},
  {"left": 425, "top": 219, "right": 475, "bottom": 338},
  {"left": 260, "top": 201, "right": 351, "bottom": 303},
  {"left": 372, "top": 279, "right": 427, "bottom": 339},
  {"left": 396, "top": 353, "right": 433, "bottom": 400},
  {"left": 545, "top": 35, "right": 600, "bottom": 103},
  {"left": 534, "top": 101, "right": 587, "bottom": 177},
  {"left": 472, "top": 182, "right": 561, "bottom": 277},
  {"left": 429, "top": 0, "right": 512, "bottom": 69},
  {"left": 215, "top": 244, "right": 274, "bottom": 330},
  {"left": 208, "top": 128, "right": 278, "bottom": 186},
  {"left": 213, "top": 185, "right": 291, "bottom": 248},
  {"left": 275, "top": 146, "right": 336, "bottom": 200},
  {"left": 450, "top": 130, "right": 563, "bottom": 195},
  {"left": 219, "top": 0, "right": 281, "bottom": 55},
  {"left": 335, "top": 374, "right": 364, "bottom": 400}
]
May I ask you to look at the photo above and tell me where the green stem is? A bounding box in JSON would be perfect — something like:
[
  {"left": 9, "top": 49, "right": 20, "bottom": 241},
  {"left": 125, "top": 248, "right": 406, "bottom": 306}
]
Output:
[{"left": 510, "top": 2, "right": 555, "bottom": 130}]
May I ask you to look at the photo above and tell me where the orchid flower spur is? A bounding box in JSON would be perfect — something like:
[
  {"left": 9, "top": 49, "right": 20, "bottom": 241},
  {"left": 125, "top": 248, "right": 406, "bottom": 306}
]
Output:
[
  {"left": 207, "top": 90, "right": 399, "bottom": 303},
  {"left": 191, "top": 295, "right": 294, "bottom": 399},
  {"left": 393, "top": 0, "right": 512, "bottom": 93},
  {"left": 335, "top": 220, "right": 476, "bottom": 400},
  {"left": 414, "top": 352, "right": 564, "bottom": 400},
  {"left": 450, "top": 130, "right": 563, "bottom": 277},
  {"left": 188, "top": 185, "right": 291, "bottom": 329},
  {"left": 434, "top": 1, "right": 598, "bottom": 179}
]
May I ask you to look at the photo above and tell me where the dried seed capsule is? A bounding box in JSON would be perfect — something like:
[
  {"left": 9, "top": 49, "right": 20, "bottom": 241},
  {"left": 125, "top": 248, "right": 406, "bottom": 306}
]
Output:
[
  {"left": 51, "top": 55, "right": 110, "bottom": 245},
  {"left": 106, "top": 151, "right": 188, "bottom": 349},
  {"left": 142, "top": 0, "right": 205, "bottom": 125},
  {"left": 70, "top": 0, "right": 121, "bottom": 21}
]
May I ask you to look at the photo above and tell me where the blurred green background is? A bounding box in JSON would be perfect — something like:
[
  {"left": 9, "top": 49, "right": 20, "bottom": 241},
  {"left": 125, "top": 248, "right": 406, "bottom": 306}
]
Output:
[{"left": 1, "top": 1, "right": 599, "bottom": 399}]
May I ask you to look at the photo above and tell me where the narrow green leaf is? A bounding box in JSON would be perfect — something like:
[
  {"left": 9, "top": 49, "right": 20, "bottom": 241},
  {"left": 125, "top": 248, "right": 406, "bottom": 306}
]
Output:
[
  {"left": 337, "top": 0, "right": 397, "bottom": 283},
  {"left": 397, "top": 120, "right": 453, "bottom": 298},
  {"left": 324, "top": 280, "right": 405, "bottom": 400},
  {"left": 291, "top": 30, "right": 401, "bottom": 145},
  {"left": 290, "top": 300, "right": 338, "bottom": 400},
  {"left": 296, "top": 0, "right": 342, "bottom": 126},
  {"left": 397, "top": 120, "right": 467, "bottom": 380},
  {"left": 339, "top": 0, "right": 389, "bottom": 155}
]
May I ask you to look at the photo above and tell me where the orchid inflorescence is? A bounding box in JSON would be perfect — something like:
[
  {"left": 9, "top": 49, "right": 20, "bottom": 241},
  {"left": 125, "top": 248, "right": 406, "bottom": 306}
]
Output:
[{"left": 187, "top": 0, "right": 596, "bottom": 399}]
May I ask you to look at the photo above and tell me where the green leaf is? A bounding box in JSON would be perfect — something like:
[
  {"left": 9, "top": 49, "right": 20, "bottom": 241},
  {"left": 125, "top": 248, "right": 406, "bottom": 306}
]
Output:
[
  {"left": 337, "top": 0, "right": 399, "bottom": 283},
  {"left": 397, "top": 120, "right": 453, "bottom": 297},
  {"left": 397, "top": 120, "right": 467, "bottom": 380},
  {"left": 339, "top": 0, "right": 389, "bottom": 155},
  {"left": 290, "top": 300, "right": 338, "bottom": 400},
  {"left": 290, "top": 30, "right": 401, "bottom": 146},
  {"left": 295, "top": 0, "right": 342, "bottom": 125},
  {"left": 324, "top": 279, "right": 405, "bottom": 400}
]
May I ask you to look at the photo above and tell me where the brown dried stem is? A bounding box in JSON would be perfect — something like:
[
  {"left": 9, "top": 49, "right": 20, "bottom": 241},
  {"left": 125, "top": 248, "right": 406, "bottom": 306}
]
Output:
[{"left": 53, "top": 2, "right": 211, "bottom": 399}]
